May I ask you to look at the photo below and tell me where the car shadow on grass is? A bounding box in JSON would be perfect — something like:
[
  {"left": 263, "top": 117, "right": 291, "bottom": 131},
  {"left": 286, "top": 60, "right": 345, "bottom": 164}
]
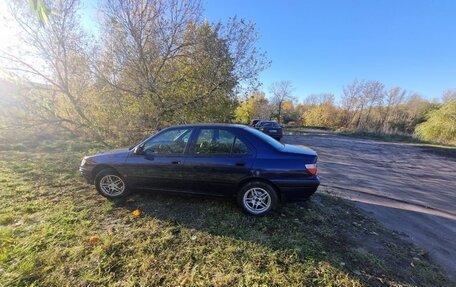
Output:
[{"left": 108, "top": 189, "right": 451, "bottom": 287}]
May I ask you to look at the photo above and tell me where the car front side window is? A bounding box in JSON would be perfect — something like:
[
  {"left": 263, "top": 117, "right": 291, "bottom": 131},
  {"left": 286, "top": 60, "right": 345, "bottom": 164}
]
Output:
[{"left": 142, "top": 128, "right": 192, "bottom": 155}]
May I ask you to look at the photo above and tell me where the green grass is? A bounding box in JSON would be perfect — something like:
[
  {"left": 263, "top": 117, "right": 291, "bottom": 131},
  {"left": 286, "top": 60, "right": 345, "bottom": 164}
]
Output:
[{"left": 0, "top": 142, "right": 452, "bottom": 286}]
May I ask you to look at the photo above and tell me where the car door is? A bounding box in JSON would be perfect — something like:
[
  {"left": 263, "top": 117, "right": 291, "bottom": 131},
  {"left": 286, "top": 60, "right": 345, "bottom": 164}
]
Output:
[
  {"left": 182, "top": 127, "right": 255, "bottom": 196},
  {"left": 124, "top": 127, "right": 194, "bottom": 192}
]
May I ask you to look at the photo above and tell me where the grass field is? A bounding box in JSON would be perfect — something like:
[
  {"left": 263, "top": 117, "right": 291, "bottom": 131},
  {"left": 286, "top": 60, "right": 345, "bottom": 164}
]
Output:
[{"left": 0, "top": 140, "right": 452, "bottom": 286}]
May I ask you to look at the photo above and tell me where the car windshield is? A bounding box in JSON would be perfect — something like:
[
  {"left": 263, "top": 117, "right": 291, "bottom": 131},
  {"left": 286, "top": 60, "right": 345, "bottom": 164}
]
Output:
[{"left": 247, "top": 127, "right": 284, "bottom": 149}]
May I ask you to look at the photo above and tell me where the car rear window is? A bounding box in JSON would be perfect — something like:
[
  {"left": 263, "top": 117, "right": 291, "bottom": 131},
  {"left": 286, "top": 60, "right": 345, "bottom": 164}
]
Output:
[
  {"left": 247, "top": 127, "right": 284, "bottom": 150},
  {"left": 258, "top": 121, "right": 280, "bottom": 128}
]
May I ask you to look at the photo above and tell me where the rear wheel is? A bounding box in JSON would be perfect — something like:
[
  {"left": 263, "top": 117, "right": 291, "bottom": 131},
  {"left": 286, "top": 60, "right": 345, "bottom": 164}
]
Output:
[
  {"left": 95, "top": 168, "right": 131, "bottom": 198},
  {"left": 237, "top": 181, "right": 278, "bottom": 216}
]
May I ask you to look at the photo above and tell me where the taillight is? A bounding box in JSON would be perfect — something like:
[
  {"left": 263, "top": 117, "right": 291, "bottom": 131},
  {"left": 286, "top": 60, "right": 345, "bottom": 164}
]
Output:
[{"left": 305, "top": 163, "right": 317, "bottom": 175}]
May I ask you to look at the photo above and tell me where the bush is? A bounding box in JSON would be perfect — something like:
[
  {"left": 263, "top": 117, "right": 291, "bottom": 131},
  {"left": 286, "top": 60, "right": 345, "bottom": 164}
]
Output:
[{"left": 415, "top": 100, "right": 456, "bottom": 145}]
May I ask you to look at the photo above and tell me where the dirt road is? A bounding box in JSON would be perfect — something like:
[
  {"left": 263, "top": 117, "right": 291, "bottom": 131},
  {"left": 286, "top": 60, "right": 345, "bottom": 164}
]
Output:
[{"left": 284, "top": 130, "right": 456, "bottom": 278}]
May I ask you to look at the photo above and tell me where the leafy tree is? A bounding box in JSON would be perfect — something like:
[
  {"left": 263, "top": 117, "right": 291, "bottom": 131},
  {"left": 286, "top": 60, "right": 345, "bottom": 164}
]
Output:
[
  {"left": 302, "top": 94, "right": 337, "bottom": 127},
  {"left": 234, "top": 91, "right": 272, "bottom": 123},
  {"left": 281, "top": 100, "right": 299, "bottom": 124},
  {"left": 94, "top": 0, "right": 268, "bottom": 142},
  {"left": 1, "top": 0, "right": 268, "bottom": 145}
]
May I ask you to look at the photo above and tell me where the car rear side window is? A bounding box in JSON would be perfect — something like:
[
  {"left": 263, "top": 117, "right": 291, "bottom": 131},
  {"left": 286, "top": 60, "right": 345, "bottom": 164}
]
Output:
[
  {"left": 233, "top": 138, "right": 249, "bottom": 154},
  {"left": 194, "top": 129, "right": 249, "bottom": 155}
]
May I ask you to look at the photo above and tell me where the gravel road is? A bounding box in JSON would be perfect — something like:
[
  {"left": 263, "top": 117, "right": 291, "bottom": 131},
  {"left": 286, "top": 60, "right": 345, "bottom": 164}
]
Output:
[{"left": 284, "top": 130, "right": 456, "bottom": 278}]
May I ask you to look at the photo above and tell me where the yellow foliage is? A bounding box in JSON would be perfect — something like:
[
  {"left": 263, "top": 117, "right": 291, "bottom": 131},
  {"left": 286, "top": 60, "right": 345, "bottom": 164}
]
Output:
[
  {"left": 282, "top": 100, "right": 294, "bottom": 111},
  {"left": 132, "top": 209, "right": 142, "bottom": 217},
  {"left": 303, "top": 104, "right": 338, "bottom": 127}
]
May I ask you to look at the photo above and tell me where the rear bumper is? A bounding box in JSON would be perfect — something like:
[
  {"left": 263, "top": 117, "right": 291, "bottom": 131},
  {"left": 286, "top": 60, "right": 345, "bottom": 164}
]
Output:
[
  {"left": 79, "top": 166, "right": 94, "bottom": 184},
  {"left": 272, "top": 177, "right": 320, "bottom": 203},
  {"left": 265, "top": 132, "right": 282, "bottom": 139}
]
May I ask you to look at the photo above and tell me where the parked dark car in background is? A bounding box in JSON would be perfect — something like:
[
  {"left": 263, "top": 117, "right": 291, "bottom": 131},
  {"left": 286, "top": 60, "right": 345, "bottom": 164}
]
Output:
[
  {"left": 249, "top": 119, "right": 261, "bottom": 127},
  {"left": 80, "top": 124, "right": 319, "bottom": 216},
  {"left": 254, "top": 120, "right": 283, "bottom": 141}
]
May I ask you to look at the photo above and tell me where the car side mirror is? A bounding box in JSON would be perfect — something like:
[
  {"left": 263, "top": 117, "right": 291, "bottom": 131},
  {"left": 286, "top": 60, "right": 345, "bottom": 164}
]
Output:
[{"left": 133, "top": 145, "right": 144, "bottom": 155}]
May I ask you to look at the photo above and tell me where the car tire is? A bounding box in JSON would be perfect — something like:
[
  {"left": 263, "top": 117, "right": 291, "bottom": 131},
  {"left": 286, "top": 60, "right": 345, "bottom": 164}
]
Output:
[
  {"left": 94, "top": 168, "right": 131, "bottom": 198},
  {"left": 237, "top": 181, "right": 278, "bottom": 216}
]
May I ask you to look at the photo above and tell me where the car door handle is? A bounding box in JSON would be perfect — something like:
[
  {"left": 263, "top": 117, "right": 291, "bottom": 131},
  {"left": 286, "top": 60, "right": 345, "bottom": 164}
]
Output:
[
  {"left": 235, "top": 161, "right": 246, "bottom": 167},
  {"left": 171, "top": 160, "right": 181, "bottom": 164}
]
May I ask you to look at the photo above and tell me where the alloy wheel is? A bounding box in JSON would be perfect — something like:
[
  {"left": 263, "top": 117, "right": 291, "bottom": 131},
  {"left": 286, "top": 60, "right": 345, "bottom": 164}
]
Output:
[
  {"left": 99, "top": 175, "right": 125, "bottom": 196},
  {"left": 243, "top": 187, "right": 271, "bottom": 214}
]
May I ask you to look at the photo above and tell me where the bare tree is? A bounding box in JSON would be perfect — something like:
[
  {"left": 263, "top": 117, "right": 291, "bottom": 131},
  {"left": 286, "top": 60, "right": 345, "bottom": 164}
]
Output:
[
  {"left": 380, "top": 87, "right": 406, "bottom": 132},
  {"left": 269, "top": 81, "right": 294, "bottom": 124},
  {"left": 0, "top": 0, "right": 109, "bottom": 141},
  {"left": 249, "top": 91, "right": 273, "bottom": 119},
  {"left": 361, "top": 80, "right": 384, "bottom": 129},
  {"left": 304, "top": 93, "right": 334, "bottom": 106},
  {"left": 340, "top": 80, "right": 365, "bottom": 128},
  {"left": 442, "top": 90, "right": 456, "bottom": 103}
]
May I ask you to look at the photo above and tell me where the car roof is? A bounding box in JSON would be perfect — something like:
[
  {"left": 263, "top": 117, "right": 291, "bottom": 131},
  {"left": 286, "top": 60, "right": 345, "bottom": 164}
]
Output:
[{"left": 165, "top": 123, "right": 248, "bottom": 129}]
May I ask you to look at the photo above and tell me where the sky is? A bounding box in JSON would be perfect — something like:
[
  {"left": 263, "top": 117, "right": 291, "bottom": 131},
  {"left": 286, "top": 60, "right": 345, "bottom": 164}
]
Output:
[
  {"left": 203, "top": 0, "right": 456, "bottom": 101},
  {"left": 1, "top": 0, "right": 455, "bottom": 101}
]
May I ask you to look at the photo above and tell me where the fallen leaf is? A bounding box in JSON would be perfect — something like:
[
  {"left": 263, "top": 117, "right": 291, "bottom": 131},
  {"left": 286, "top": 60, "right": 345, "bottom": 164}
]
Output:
[
  {"left": 88, "top": 235, "right": 100, "bottom": 245},
  {"left": 132, "top": 209, "right": 141, "bottom": 217}
]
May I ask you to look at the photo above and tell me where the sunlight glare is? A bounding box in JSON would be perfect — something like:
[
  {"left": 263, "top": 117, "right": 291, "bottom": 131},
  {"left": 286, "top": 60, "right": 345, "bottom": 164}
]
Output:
[{"left": 0, "top": 1, "right": 20, "bottom": 51}]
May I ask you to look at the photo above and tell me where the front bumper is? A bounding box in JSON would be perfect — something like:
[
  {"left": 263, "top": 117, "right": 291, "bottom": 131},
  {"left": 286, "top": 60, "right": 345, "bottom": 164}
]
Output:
[
  {"left": 272, "top": 177, "right": 320, "bottom": 203},
  {"left": 79, "top": 166, "right": 94, "bottom": 184}
]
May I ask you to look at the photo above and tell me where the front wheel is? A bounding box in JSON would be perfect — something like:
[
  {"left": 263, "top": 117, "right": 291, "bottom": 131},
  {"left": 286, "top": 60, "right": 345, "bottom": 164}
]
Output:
[
  {"left": 95, "top": 168, "right": 131, "bottom": 198},
  {"left": 237, "top": 181, "right": 278, "bottom": 216}
]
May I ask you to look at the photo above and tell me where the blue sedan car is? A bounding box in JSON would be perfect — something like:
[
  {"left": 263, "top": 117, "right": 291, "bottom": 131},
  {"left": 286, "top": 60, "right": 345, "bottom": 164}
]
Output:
[{"left": 80, "top": 124, "right": 319, "bottom": 216}]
